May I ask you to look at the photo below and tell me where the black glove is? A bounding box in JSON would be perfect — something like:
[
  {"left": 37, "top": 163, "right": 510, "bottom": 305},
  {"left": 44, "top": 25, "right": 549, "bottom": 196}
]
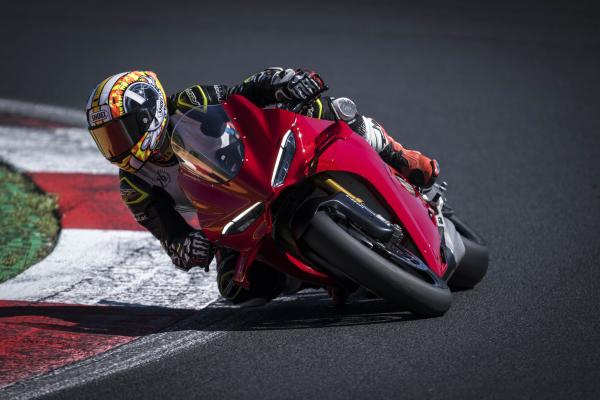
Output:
[
  {"left": 163, "top": 230, "right": 215, "bottom": 272},
  {"left": 274, "top": 69, "right": 327, "bottom": 102}
]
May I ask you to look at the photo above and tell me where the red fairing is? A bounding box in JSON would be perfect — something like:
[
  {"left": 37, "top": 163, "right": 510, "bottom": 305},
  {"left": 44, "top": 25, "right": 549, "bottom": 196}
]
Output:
[
  {"left": 176, "top": 94, "right": 445, "bottom": 287},
  {"left": 313, "top": 133, "right": 445, "bottom": 277},
  {"left": 280, "top": 112, "right": 445, "bottom": 276},
  {"left": 177, "top": 97, "right": 295, "bottom": 241}
]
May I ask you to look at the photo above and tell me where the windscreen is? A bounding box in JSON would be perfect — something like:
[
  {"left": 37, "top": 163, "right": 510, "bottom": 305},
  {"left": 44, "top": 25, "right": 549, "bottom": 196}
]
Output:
[{"left": 171, "top": 105, "right": 244, "bottom": 184}]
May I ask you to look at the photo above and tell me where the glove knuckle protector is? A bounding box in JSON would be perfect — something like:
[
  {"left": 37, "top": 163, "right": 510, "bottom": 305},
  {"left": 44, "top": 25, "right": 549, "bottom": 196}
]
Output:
[
  {"left": 164, "top": 230, "right": 214, "bottom": 272},
  {"left": 274, "top": 68, "right": 326, "bottom": 102}
]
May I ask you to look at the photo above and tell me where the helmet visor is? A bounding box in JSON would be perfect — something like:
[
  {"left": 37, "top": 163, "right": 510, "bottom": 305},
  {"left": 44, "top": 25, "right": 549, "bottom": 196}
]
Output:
[{"left": 89, "top": 110, "right": 150, "bottom": 161}]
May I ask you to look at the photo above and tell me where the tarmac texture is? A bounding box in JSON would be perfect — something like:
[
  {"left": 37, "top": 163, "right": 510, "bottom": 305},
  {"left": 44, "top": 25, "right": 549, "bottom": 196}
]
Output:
[{"left": 1, "top": 1, "right": 599, "bottom": 399}]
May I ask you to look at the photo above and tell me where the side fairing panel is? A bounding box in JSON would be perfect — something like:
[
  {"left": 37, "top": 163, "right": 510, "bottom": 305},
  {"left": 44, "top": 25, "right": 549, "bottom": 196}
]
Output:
[{"left": 316, "top": 131, "right": 446, "bottom": 276}]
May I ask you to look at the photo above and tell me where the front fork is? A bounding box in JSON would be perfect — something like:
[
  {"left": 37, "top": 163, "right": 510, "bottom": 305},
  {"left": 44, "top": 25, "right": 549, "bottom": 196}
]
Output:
[
  {"left": 312, "top": 174, "right": 364, "bottom": 204},
  {"left": 232, "top": 242, "right": 262, "bottom": 289}
]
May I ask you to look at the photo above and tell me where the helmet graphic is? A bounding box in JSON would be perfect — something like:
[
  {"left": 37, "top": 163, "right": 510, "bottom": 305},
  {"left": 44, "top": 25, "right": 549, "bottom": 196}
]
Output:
[{"left": 86, "top": 71, "right": 168, "bottom": 172}]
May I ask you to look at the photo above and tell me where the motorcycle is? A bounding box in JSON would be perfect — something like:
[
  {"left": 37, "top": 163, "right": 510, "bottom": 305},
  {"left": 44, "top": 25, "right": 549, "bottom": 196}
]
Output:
[{"left": 171, "top": 94, "right": 488, "bottom": 317}]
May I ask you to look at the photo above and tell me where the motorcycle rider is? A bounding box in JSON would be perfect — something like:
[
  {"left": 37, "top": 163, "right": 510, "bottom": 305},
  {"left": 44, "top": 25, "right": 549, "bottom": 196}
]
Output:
[{"left": 85, "top": 68, "right": 440, "bottom": 302}]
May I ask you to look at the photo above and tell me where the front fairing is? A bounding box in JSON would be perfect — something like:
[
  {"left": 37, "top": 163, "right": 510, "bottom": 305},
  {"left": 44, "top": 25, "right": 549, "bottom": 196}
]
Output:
[
  {"left": 175, "top": 94, "right": 445, "bottom": 276},
  {"left": 176, "top": 95, "right": 297, "bottom": 245}
]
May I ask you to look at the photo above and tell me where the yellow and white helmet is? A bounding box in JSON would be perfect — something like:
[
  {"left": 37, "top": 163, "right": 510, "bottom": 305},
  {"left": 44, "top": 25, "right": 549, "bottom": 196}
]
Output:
[{"left": 86, "top": 71, "right": 168, "bottom": 172}]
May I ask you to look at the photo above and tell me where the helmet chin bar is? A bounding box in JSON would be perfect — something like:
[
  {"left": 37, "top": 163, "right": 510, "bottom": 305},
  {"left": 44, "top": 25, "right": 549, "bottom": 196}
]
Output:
[
  {"left": 126, "top": 155, "right": 145, "bottom": 171},
  {"left": 147, "top": 120, "right": 170, "bottom": 160}
]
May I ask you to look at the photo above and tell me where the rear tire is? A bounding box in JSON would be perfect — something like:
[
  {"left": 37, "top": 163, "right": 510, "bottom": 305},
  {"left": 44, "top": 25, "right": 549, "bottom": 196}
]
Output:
[
  {"left": 301, "top": 212, "right": 452, "bottom": 317},
  {"left": 447, "top": 215, "right": 489, "bottom": 289}
]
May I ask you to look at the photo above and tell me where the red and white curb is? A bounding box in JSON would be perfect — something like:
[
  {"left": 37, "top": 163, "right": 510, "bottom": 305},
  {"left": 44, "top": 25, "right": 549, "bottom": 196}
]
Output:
[{"left": 0, "top": 99, "right": 219, "bottom": 388}]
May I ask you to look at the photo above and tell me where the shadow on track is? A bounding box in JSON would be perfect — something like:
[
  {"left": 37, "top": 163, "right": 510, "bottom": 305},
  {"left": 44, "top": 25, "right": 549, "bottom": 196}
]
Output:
[
  {"left": 0, "top": 301, "right": 196, "bottom": 336},
  {"left": 0, "top": 290, "right": 422, "bottom": 339},
  {"left": 236, "top": 291, "right": 421, "bottom": 331}
]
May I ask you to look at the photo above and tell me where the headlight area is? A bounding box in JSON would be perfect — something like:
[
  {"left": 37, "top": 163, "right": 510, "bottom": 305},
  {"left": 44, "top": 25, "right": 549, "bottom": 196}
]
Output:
[
  {"left": 222, "top": 202, "right": 265, "bottom": 235},
  {"left": 271, "top": 130, "right": 296, "bottom": 187}
]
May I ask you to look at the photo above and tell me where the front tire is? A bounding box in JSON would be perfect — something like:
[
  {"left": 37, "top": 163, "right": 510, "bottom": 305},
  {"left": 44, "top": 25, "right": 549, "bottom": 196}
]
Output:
[
  {"left": 217, "top": 259, "right": 286, "bottom": 304},
  {"left": 300, "top": 212, "right": 452, "bottom": 317}
]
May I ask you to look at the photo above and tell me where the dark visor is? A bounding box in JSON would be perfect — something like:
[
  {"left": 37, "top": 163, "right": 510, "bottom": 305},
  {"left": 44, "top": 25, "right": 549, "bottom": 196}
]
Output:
[{"left": 89, "top": 110, "right": 151, "bottom": 162}]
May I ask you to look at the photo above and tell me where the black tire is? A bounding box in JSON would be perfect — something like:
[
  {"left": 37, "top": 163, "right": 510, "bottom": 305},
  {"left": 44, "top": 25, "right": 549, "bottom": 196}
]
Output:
[
  {"left": 447, "top": 215, "right": 489, "bottom": 289},
  {"left": 217, "top": 260, "right": 286, "bottom": 304},
  {"left": 301, "top": 212, "right": 452, "bottom": 317}
]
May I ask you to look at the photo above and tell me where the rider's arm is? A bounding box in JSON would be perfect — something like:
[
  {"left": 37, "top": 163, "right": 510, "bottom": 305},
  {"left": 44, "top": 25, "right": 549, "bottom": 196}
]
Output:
[
  {"left": 227, "top": 67, "right": 326, "bottom": 107},
  {"left": 167, "top": 67, "right": 325, "bottom": 112},
  {"left": 119, "top": 171, "right": 214, "bottom": 270},
  {"left": 167, "top": 85, "right": 229, "bottom": 114}
]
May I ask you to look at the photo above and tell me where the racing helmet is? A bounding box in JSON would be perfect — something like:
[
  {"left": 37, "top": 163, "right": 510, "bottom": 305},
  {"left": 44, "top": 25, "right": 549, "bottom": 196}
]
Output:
[{"left": 86, "top": 71, "right": 168, "bottom": 172}]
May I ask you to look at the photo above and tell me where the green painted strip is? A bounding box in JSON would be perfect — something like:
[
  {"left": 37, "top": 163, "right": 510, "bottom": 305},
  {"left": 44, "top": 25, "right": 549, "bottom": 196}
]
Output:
[{"left": 0, "top": 165, "right": 59, "bottom": 283}]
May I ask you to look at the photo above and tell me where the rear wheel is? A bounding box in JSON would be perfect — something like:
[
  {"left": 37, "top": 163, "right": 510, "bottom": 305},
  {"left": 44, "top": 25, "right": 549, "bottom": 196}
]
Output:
[
  {"left": 300, "top": 212, "right": 452, "bottom": 317},
  {"left": 447, "top": 215, "right": 489, "bottom": 289}
]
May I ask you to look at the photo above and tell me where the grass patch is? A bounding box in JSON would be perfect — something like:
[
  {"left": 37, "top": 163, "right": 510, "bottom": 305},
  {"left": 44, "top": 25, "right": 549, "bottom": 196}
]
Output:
[{"left": 0, "top": 165, "right": 59, "bottom": 283}]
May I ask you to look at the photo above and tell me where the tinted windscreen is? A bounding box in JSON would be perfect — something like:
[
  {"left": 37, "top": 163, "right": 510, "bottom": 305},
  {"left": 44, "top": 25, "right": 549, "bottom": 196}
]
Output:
[{"left": 171, "top": 105, "right": 244, "bottom": 184}]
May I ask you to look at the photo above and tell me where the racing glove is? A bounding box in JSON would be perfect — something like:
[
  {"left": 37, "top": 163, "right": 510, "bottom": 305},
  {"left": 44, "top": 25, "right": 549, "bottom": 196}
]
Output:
[
  {"left": 273, "top": 68, "right": 327, "bottom": 102},
  {"left": 228, "top": 67, "right": 327, "bottom": 107},
  {"left": 162, "top": 230, "right": 215, "bottom": 272}
]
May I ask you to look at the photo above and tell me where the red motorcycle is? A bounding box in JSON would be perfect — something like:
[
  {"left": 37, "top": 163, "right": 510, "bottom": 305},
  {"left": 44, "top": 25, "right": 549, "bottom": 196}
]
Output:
[{"left": 171, "top": 95, "right": 488, "bottom": 317}]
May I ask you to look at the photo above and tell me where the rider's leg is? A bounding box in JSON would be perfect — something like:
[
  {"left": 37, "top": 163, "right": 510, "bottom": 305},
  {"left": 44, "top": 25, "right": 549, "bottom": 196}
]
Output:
[{"left": 302, "top": 96, "right": 439, "bottom": 188}]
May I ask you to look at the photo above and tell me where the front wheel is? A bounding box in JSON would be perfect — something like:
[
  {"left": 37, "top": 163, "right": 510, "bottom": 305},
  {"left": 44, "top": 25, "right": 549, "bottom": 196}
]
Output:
[
  {"left": 300, "top": 212, "right": 452, "bottom": 317},
  {"left": 217, "top": 257, "right": 286, "bottom": 304}
]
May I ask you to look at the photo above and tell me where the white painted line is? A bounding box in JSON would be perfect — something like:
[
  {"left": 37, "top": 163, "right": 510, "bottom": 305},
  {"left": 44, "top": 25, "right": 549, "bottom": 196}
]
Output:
[
  {"left": 0, "top": 126, "right": 116, "bottom": 174},
  {"left": 2, "top": 306, "right": 240, "bottom": 399},
  {"left": 0, "top": 98, "right": 87, "bottom": 128},
  {"left": 0, "top": 229, "right": 218, "bottom": 309}
]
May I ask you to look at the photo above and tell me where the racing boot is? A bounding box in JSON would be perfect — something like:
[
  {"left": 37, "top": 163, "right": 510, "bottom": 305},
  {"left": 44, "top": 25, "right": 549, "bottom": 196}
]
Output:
[
  {"left": 328, "top": 97, "right": 440, "bottom": 189},
  {"left": 379, "top": 140, "right": 440, "bottom": 188}
]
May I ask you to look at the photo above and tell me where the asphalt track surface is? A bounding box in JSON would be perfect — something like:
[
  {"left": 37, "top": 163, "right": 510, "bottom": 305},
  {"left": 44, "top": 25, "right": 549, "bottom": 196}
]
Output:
[{"left": 2, "top": 1, "right": 600, "bottom": 399}]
